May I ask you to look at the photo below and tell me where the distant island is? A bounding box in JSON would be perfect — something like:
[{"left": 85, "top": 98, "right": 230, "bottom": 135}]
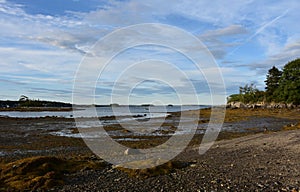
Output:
[
  {"left": 109, "top": 103, "right": 120, "bottom": 107},
  {"left": 0, "top": 97, "right": 175, "bottom": 111},
  {"left": 0, "top": 95, "right": 72, "bottom": 111},
  {"left": 227, "top": 58, "right": 300, "bottom": 108},
  {"left": 141, "top": 104, "right": 155, "bottom": 107}
]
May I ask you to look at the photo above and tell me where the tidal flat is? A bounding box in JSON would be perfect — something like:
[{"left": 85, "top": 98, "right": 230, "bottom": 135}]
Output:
[{"left": 0, "top": 108, "right": 300, "bottom": 191}]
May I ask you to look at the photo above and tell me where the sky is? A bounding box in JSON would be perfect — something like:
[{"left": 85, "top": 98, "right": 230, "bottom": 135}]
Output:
[{"left": 0, "top": 0, "right": 300, "bottom": 105}]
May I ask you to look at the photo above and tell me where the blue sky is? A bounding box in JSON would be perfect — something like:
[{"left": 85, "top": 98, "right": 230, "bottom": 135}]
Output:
[{"left": 0, "top": 0, "right": 300, "bottom": 105}]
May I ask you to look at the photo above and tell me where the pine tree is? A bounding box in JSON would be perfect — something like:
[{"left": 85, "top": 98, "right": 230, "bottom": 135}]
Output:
[
  {"left": 264, "top": 66, "right": 282, "bottom": 102},
  {"left": 276, "top": 59, "right": 300, "bottom": 104}
]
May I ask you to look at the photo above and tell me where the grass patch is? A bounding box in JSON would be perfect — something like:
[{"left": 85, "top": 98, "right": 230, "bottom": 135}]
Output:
[{"left": 197, "top": 108, "right": 300, "bottom": 123}]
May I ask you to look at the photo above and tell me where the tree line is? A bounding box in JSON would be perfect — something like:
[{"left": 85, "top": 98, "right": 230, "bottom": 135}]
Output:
[
  {"left": 0, "top": 95, "right": 72, "bottom": 108},
  {"left": 228, "top": 58, "right": 300, "bottom": 105}
]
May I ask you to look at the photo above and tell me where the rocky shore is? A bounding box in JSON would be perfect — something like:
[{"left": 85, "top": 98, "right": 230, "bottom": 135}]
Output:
[
  {"left": 227, "top": 101, "right": 300, "bottom": 109},
  {"left": 58, "top": 129, "right": 300, "bottom": 192},
  {"left": 0, "top": 108, "right": 300, "bottom": 191}
]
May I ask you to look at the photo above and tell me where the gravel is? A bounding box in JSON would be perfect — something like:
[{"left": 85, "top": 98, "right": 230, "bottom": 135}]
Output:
[{"left": 55, "top": 130, "right": 300, "bottom": 191}]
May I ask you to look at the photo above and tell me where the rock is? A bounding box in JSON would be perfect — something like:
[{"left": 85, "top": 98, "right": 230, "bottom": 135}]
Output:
[
  {"left": 287, "top": 103, "right": 295, "bottom": 109},
  {"left": 124, "top": 148, "right": 140, "bottom": 155},
  {"left": 257, "top": 183, "right": 264, "bottom": 188},
  {"left": 114, "top": 178, "right": 121, "bottom": 182},
  {"left": 227, "top": 102, "right": 246, "bottom": 109},
  {"left": 253, "top": 103, "right": 266, "bottom": 108}
]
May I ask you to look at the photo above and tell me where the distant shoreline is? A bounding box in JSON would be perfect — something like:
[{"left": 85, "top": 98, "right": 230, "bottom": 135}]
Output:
[
  {"left": 0, "top": 107, "right": 73, "bottom": 112},
  {"left": 0, "top": 105, "right": 210, "bottom": 114}
]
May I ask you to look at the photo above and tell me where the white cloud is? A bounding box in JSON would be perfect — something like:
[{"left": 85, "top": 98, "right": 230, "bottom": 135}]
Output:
[
  {"left": 0, "top": 45, "right": 80, "bottom": 94},
  {"left": 1, "top": 0, "right": 300, "bottom": 103},
  {"left": 197, "top": 25, "right": 248, "bottom": 60},
  {"left": 245, "top": 40, "right": 300, "bottom": 75},
  {"left": 201, "top": 25, "right": 247, "bottom": 38}
]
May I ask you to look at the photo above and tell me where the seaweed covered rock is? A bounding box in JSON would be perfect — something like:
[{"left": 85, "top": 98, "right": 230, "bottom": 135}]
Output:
[
  {"left": 114, "top": 158, "right": 193, "bottom": 178},
  {"left": 0, "top": 156, "right": 65, "bottom": 191},
  {"left": 0, "top": 156, "right": 109, "bottom": 191}
]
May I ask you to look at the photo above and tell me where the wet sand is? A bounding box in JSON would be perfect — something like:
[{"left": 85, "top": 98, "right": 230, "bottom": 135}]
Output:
[{"left": 0, "top": 108, "right": 300, "bottom": 191}]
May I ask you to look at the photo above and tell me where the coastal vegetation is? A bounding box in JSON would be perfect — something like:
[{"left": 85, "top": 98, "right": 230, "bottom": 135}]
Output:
[
  {"left": 227, "top": 58, "right": 300, "bottom": 106},
  {"left": 0, "top": 95, "right": 72, "bottom": 110}
]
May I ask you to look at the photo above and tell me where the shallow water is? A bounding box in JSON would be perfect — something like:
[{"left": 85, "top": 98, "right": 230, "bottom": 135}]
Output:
[
  {"left": 0, "top": 105, "right": 207, "bottom": 118},
  {"left": 0, "top": 112, "right": 297, "bottom": 158},
  {"left": 52, "top": 116, "right": 297, "bottom": 140},
  {"left": 221, "top": 117, "right": 297, "bottom": 132}
]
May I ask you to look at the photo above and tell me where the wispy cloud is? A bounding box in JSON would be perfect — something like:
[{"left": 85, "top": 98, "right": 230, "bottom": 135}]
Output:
[
  {"left": 0, "top": 78, "right": 26, "bottom": 85},
  {"left": 0, "top": 0, "right": 300, "bottom": 103},
  {"left": 229, "top": 10, "right": 290, "bottom": 56},
  {"left": 201, "top": 25, "right": 248, "bottom": 38}
]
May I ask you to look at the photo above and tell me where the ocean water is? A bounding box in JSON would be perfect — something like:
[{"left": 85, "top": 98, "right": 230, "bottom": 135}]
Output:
[
  {"left": 1, "top": 105, "right": 209, "bottom": 139},
  {"left": 0, "top": 105, "right": 208, "bottom": 118}
]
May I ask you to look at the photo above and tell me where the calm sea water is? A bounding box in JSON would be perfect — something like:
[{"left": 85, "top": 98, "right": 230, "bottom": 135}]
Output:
[{"left": 0, "top": 105, "right": 209, "bottom": 118}]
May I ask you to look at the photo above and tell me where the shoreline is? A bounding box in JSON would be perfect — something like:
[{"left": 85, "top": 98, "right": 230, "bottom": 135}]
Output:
[
  {"left": 0, "top": 108, "right": 300, "bottom": 191},
  {"left": 0, "top": 108, "right": 299, "bottom": 156},
  {"left": 0, "top": 107, "right": 73, "bottom": 112}
]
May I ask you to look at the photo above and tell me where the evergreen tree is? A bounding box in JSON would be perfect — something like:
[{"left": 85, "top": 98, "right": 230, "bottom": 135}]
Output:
[
  {"left": 264, "top": 66, "right": 282, "bottom": 102},
  {"left": 228, "top": 59, "right": 300, "bottom": 105},
  {"left": 276, "top": 58, "right": 300, "bottom": 104}
]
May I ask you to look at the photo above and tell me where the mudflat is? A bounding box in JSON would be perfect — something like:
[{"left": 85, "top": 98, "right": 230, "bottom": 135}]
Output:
[{"left": 0, "top": 108, "right": 300, "bottom": 191}]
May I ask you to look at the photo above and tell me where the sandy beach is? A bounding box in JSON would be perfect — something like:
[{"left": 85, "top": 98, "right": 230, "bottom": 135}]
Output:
[{"left": 1, "top": 108, "right": 300, "bottom": 191}]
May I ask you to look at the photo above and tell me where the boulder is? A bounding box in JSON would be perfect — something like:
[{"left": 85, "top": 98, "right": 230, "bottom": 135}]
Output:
[{"left": 229, "top": 102, "right": 246, "bottom": 109}]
